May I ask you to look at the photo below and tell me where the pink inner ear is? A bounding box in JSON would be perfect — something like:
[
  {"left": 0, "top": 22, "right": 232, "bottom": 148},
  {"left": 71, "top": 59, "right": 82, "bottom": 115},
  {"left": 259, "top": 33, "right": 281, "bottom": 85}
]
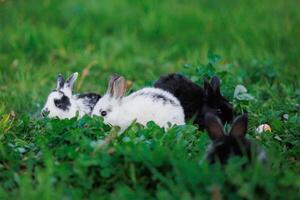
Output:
[
  {"left": 205, "top": 113, "right": 225, "bottom": 140},
  {"left": 112, "top": 76, "right": 127, "bottom": 99},
  {"left": 207, "top": 123, "right": 224, "bottom": 140},
  {"left": 107, "top": 75, "right": 121, "bottom": 97},
  {"left": 230, "top": 115, "right": 248, "bottom": 138},
  {"left": 230, "top": 124, "right": 246, "bottom": 138}
]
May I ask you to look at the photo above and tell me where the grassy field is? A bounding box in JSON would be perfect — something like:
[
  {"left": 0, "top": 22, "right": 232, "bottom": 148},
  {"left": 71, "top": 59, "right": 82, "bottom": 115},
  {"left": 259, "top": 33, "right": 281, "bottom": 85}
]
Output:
[{"left": 0, "top": 0, "right": 300, "bottom": 199}]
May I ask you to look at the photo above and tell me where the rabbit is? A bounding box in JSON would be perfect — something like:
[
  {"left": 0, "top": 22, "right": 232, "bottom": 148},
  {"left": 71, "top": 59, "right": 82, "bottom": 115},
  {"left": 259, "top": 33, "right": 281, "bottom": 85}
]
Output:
[
  {"left": 204, "top": 113, "right": 267, "bottom": 165},
  {"left": 41, "top": 72, "right": 101, "bottom": 119},
  {"left": 154, "top": 73, "right": 233, "bottom": 128},
  {"left": 91, "top": 75, "right": 185, "bottom": 131}
]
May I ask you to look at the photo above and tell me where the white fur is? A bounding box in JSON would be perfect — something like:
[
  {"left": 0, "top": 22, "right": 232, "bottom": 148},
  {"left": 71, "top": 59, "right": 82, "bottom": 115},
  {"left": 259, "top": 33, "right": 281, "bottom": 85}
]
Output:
[
  {"left": 92, "top": 87, "right": 185, "bottom": 131},
  {"left": 42, "top": 72, "right": 93, "bottom": 119},
  {"left": 42, "top": 91, "right": 89, "bottom": 119}
]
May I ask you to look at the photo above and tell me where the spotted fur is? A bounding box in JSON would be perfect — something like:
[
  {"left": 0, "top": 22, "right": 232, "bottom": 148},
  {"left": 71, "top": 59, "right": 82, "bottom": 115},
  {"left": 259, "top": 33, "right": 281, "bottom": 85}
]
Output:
[
  {"left": 42, "top": 73, "right": 101, "bottom": 119},
  {"left": 92, "top": 75, "right": 185, "bottom": 131}
]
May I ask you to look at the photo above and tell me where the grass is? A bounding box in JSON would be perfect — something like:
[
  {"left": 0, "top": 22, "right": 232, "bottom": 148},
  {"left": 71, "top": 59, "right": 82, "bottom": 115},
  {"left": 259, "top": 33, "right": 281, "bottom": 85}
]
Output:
[{"left": 0, "top": 0, "right": 299, "bottom": 199}]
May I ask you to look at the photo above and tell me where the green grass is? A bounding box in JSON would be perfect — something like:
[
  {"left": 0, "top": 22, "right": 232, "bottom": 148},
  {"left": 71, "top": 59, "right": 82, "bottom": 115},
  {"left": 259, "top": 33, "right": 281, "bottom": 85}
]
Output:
[{"left": 0, "top": 0, "right": 299, "bottom": 199}]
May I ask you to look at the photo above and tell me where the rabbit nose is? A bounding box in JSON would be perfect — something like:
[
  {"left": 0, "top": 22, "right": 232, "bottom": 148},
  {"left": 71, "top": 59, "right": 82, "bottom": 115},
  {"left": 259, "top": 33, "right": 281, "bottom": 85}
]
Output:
[{"left": 41, "top": 109, "right": 49, "bottom": 117}]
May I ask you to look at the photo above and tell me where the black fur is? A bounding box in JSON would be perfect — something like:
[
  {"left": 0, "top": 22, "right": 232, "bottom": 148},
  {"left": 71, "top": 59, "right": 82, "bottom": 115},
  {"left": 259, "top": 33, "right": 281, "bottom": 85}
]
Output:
[
  {"left": 151, "top": 93, "right": 176, "bottom": 105},
  {"left": 54, "top": 95, "right": 71, "bottom": 111},
  {"left": 77, "top": 93, "right": 102, "bottom": 112},
  {"left": 57, "top": 74, "right": 65, "bottom": 89},
  {"left": 206, "top": 135, "right": 252, "bottom": 165},
  {"left": 205, "top": 113, "right": 266, "bottom": 165},
  {"left": 154, "top": 73, "right": 233, "bottom": 128},
  {"left": 131, "top": 91, "right": 178, "bottom": 106}
]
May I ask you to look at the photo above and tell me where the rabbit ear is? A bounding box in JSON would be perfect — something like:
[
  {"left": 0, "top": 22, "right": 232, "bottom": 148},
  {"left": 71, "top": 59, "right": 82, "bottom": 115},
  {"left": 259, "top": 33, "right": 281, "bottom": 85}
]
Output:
[
  {"left": 205, "top": 113, "right": 225, "bottom": 140},
  {"left": 230, "top": 114, "right": 248, "bottom": 138},
  {"left": 204, "top": 77, "right": 213, "bottom": 96},
  {"left": 210, "top": 76, "right": 221, "bottom": 95},
  {"left": 107, "top": 75, "right": 120, "bottom": 95},
  {"left": 65, "top": 72, "right": 78, "bottom": 89},
  {"left": 113, "top": 76, "right": 127, "bottom": 99},
  {"left": 107, "top": 75, "right": 127, "bottom": 99},
  {"left": 56, "top": 74, "right": 65, "bottom": 90}
]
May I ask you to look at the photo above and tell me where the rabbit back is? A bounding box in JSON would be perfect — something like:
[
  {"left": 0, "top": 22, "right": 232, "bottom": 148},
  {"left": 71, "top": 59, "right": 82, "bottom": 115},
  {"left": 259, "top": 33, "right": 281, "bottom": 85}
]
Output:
[
  {"left": 154, "top": 73, "right": 233, "bottom": 128},
  {"left": 154, "top": 73, "right": 205, "bottom": 121},
  {"left": 122, "top": 87, "right": 185, "bottom": 128},
  {"left": 75, "top": 93, "right": 101, "bottom": 115}
]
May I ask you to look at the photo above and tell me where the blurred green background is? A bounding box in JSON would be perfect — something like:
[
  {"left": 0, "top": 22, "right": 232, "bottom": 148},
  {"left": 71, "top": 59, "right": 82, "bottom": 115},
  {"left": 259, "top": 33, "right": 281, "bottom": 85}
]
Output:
[
  {"left": 0, "top": 1, "right": 300, "bottom": 199},
  {"left": 0, "top": 0, "right": 299, "bottom": 115}
]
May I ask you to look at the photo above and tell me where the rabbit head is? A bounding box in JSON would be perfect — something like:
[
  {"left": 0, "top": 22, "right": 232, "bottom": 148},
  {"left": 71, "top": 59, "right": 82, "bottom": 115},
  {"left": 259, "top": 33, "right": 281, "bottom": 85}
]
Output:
[
  {"left": 204, "top": 113, "right": 266, "bottom": 165},
  {"left": 202, "top": 76, "right": 233, "bottom": 125},
  {"left": 154, "top": 74, "right": 233, "bottom": 129},
  {"left": 41, "top": 72, "right": 79, "bottom": 119},
  {"left": 92, "top": 75, "right": 127, "bottom": 126}
]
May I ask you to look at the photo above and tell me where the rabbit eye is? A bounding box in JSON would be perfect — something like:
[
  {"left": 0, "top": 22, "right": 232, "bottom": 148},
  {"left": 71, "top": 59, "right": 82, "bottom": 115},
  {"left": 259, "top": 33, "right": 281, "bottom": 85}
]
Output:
[
  {"left": 101, "top": 111, "right": 107, "bottom": 117},
  {"left": 216, "top": 109, "right": 222, "bottom": 114}
]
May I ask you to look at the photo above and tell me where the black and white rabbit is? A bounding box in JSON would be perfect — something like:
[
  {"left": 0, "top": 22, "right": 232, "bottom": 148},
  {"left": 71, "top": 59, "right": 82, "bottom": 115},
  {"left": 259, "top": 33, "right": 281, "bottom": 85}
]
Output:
[
  {"left": 204, "top": 113, "right": 267, "bottom": 165},
  {"left": 41, "top": 72, "right": 101, "bottom": 119},
  {"left": 154, "top": 73, "right": 233, "bottom": 128},
  {"left": 92, "top": 75, "right": 185, "bottom": 131}
]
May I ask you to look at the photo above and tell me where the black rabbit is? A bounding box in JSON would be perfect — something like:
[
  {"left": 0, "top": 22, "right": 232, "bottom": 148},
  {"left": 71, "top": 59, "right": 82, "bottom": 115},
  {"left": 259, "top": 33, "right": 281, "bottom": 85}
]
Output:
[
  {"left": 204, "top": 113, "right": 267, "bottom": 165},
  {"left": 154, "top": 73, "right": 233, "bottom": 128}
]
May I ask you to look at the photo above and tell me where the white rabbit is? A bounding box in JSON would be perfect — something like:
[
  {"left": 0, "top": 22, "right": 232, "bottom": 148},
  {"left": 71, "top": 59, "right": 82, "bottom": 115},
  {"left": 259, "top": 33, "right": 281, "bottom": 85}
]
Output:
[
  {"left": 41, "top": 72, "right": 101, "bottom": 119},
  {"left": 92, "top": 75, "right": 185, "bottom": 131}
]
